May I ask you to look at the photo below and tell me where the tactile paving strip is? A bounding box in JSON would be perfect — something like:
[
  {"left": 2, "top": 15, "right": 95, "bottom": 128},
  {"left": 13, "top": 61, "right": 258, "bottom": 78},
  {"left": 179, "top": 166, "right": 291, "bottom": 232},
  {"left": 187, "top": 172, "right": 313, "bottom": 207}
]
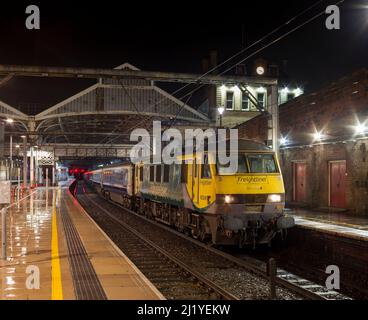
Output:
[{"left": 60, "top": 203, "right": 107, "bottom": 300}]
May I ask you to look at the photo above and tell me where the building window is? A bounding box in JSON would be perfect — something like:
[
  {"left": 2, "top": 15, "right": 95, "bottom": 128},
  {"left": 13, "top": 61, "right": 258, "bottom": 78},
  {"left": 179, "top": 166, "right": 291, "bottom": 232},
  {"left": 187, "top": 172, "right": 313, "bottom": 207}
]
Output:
[
  {"left": 287, "top": 93, "right": 294, "bottom": 101},
  {"left": 257, "top": 92, "right": 265, "bottom": 109},
  {"left": 181, "top": 164, "right": 188, "bottom": 183},
  {"left": 241, "top": 94, "right": 250, "bottom": 111},
  {"left": 226, "top": 91, "right": 234, "bottom": 110},
  {"left": 235, "top": 64, "right": 246, "bottom": 75}
]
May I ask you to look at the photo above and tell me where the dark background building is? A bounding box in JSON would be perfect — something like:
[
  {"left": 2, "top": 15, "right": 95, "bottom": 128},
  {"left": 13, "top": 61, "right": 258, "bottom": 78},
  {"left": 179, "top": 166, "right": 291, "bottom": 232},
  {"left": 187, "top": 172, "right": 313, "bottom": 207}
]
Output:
[{"left": 238, "top": 69, "right": 368, "bottom": 215}]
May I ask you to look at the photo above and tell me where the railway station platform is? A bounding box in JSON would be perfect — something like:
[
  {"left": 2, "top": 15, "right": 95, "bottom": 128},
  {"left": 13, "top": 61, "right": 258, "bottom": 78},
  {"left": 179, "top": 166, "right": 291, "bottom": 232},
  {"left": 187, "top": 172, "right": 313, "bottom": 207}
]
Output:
[
  {"left": 289, "top": 208, "right": 368, "bottom": 242},
  {"left": 0, "top": 184, "right": 164, "bottom": 300}
]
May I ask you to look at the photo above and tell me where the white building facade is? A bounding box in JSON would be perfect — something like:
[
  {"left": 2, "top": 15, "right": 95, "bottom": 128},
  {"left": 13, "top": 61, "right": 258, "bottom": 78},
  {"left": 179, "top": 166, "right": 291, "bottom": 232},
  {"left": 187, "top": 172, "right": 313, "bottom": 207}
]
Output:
[{"left": 216, "top": 84, "right": 303, "bottom": 128}]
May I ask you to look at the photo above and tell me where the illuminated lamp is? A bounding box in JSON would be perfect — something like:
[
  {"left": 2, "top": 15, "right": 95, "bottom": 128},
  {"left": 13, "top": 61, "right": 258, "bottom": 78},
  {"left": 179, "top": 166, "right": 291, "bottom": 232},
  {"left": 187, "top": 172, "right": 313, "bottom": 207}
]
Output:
[{"left": 313, "top": 132, "right": 324, "bottom": 141}]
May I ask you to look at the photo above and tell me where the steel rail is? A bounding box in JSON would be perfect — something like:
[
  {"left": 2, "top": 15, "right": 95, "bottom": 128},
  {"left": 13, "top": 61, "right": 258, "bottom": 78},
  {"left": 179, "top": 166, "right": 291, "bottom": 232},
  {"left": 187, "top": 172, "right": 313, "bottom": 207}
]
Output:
[
  {"left": 83, "top": 193, "right": 239, "bottom": 301},
  {"left": 118, "top": 202, "right": 326, "bottom": 300},
  {"left": 78, "top": 181, "right": 351, "bottom": 300}
]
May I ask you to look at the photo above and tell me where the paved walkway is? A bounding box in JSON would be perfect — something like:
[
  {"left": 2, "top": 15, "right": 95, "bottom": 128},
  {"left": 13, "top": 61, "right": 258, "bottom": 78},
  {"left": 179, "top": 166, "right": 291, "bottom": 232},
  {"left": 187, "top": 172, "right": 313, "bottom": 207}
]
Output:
[
  {"left": 0, "top": 186, "right": 164, "bottom": 300},
  {"left": 288, "top": 208, "right": 368, "bottom": 242}
]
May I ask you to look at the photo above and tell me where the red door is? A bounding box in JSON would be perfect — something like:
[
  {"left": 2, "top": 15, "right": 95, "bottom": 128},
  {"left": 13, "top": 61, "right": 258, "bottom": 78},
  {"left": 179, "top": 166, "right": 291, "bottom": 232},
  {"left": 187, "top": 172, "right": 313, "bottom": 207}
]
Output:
[
  {"left": 294, "top": 162, "right": 306, "bottom": 202},
  {"left": 330, "top": 161, "right": 346, "bottom": 208}
]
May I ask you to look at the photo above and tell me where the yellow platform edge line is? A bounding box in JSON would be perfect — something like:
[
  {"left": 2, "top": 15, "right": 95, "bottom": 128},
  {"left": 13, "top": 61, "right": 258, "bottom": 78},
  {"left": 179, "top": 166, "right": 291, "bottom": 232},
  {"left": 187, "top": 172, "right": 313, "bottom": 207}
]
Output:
[{"left": 51, "top": 199, "right": 63, "bottom": 300}]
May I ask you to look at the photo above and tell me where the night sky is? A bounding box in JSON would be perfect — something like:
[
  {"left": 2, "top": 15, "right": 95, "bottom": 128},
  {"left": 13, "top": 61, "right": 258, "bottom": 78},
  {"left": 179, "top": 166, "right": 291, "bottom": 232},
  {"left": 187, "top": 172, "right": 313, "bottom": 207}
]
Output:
[{"left": 0, "top": 0, "right": 367, "bottom": 111}]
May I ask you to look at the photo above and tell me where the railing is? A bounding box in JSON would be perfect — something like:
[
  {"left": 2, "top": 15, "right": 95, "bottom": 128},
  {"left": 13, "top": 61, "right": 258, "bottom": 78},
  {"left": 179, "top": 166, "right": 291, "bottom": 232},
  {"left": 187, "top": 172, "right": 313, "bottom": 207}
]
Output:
[{"left": 0, "top": 165, "right": 23, "bottom": 182}]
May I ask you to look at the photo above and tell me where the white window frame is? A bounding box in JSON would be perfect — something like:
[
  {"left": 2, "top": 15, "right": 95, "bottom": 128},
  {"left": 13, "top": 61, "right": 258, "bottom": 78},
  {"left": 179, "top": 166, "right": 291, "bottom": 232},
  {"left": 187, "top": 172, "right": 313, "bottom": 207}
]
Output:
[
  {"left": 241, "top": 93, "right": 250, "bottom": 111},
  {"left": 257, "top": 92, "right": 265, "bottom": 109},
  {"left": 225, "top": 91, "right": 234, "bottom": 110}
]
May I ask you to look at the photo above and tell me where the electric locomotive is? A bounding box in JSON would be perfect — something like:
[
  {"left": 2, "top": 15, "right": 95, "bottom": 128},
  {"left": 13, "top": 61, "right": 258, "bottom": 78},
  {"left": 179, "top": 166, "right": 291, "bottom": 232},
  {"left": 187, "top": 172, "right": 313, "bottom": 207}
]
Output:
[{"left": 85, "top": 139, "right": 294, "bottom": 246}]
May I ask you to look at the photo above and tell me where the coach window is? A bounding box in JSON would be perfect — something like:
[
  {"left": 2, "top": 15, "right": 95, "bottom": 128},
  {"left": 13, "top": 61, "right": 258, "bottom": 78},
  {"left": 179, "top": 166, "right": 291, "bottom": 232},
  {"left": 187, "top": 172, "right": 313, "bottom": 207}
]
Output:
[
  {"left": 149, "top": 165, "right": 155, "bottom": 182},
  {"left": 181, "top": 164, "right": 188, "bottom": 183},
  {"left": 156, "top": 165, "right": 162, "bottom": 183},
  {"left": 201, "top": 154, "right": 212, "bottom": 179},
  {"left": 163, "top": 165, "right": 170, "bottom": 183},
  {"left": 194, "top": 158, "right": 198, "bottom": 177}
]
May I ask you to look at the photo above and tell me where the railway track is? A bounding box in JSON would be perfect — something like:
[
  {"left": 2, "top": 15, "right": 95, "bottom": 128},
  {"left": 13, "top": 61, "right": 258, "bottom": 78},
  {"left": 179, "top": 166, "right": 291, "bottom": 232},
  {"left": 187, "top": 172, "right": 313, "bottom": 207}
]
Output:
[
  {"left": 241, "top": 225, "right": 368, "bottom": 300},
  {"left": 74, "top": 181, "right": 351, "bottom": 300},
  {"left": 276, "top": 269, "right": 347, "bottom": 299},
  {"left": 77, "top": 191, "right": 237, "bottom": 300}
]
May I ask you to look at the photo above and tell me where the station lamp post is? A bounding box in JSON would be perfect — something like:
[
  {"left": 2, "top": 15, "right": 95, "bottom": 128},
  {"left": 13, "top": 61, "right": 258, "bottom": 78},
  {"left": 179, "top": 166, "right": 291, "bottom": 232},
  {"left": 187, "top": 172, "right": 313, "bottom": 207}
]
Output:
[
  {"left": 217, "top": 106, "right": 225, "bottom": 128},
  {"left": 5, "top": 118, "right": 14, "bottom": 180},
  {"left": 21, "top": 135, "right": 27, "bottom": 188},
  {"left": 34, "top": 145, "right": 39, "bottom": 185}
]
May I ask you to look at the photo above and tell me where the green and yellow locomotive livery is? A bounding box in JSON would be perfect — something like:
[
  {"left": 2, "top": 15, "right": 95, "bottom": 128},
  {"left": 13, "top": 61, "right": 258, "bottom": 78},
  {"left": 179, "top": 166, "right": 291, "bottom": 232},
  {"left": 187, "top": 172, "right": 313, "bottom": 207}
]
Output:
[{"left": 86, "top": 140, "right": 294, "bottom": 246}]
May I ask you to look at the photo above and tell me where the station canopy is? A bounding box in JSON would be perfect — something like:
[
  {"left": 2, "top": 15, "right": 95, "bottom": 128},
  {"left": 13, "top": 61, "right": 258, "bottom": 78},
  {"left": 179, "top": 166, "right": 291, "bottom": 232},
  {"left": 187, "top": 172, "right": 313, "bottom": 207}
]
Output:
[{"left": 0, "top": 63, "right": 210, "bottom": 146}]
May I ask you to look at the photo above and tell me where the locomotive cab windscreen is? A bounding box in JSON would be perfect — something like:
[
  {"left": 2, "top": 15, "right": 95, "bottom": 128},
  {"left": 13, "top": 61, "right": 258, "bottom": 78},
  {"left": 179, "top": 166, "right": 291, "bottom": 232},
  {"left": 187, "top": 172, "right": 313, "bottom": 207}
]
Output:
[
  {"left": 215, "top": 148, "right": 285, "bottom": 208},
  {"left": 216, "top": 153, "right": 278, "bottom": 175}
]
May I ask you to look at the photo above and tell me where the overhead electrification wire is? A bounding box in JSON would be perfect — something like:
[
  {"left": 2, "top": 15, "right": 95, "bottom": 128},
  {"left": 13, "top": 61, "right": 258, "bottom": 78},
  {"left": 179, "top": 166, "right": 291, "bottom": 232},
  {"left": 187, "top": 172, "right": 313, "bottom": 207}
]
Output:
[
  {"left": 100, "top": 0, "right": 327, "bottom": 145},
  {"left": 220, "top": 0, "right": 345, "bottom": 75},
  {"left": 165, "top": 0, "right": 345, "bottom": 129},
  {"left": 100, "top": 0, "right": 343, "bottom": 144},
  {"left": 161, "top": 0, "right": 325, "bottom": 100},
  {"left": 151, "top": 0, "right": 326, "bottom": 118}
]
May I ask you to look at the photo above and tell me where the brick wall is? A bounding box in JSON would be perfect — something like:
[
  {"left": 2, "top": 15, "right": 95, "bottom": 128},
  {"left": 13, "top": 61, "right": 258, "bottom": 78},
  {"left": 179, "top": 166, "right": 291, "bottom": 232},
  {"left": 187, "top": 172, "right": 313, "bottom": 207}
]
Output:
[
  {"left": 280, "top": 140, "right": 368, "bottom": 214},
  {"left": 238, "top": 69, "right": 368, "bottom": 145},
  {"left": 238, "top": 69, "right": 368, "bottom": 215}
]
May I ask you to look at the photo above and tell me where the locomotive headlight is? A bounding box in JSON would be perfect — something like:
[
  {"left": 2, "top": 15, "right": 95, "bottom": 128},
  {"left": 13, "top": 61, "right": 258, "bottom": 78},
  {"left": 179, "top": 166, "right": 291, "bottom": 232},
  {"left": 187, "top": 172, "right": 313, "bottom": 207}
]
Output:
[
  {"left": 267, "top": 194, "right": 282, "bottom": 203},
  {"left": 225, "top": 195, "right": 233, "bottom": 204},
  {"left": 216, "top": 194, "right": 244, "bottom": 204}
]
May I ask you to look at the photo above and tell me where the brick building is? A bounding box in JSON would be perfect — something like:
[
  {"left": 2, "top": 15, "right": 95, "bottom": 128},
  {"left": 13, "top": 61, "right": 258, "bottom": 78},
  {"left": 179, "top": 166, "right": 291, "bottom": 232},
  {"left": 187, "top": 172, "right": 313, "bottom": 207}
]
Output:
[{"left": 237, "top": 69, "right": 368, "bottom": 215}]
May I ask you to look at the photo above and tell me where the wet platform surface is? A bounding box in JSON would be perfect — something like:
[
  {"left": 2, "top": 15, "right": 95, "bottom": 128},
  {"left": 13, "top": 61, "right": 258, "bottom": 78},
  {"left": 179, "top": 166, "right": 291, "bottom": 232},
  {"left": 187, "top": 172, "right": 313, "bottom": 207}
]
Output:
[
  {"left": 0, "top": 185, "right": 164, "bottom": 300},
  {"left": 289, "top": 208, "right": 368, "bottom": 241}
]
